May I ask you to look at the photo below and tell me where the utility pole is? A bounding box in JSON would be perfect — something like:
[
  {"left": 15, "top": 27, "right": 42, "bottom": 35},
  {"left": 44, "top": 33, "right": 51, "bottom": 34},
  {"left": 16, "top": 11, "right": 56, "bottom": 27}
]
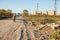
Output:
[
  {"left": 54, "top": 0, "right": 58, "bottom": 15},
  {"left": 36, "top": 2, "right": 39, "bottom": 14},
  {"left": 37, "top": 2, "right": 39, "bottom": 12}
]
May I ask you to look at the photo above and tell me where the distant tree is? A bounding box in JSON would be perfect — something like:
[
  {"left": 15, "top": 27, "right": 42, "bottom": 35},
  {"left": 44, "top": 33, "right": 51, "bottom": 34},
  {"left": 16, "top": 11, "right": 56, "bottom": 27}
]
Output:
[
  {"left": 0, "top": 9, "right": 13, "bottom": 19},
  {"left": 22, "top": 9, "right": 29, "bottom": 17},
  {"left": 18, "top": 13, "right": 22, "bottom": 16},
  {"left": 6, "top": 9, "right": 13, "bottom": 17}
]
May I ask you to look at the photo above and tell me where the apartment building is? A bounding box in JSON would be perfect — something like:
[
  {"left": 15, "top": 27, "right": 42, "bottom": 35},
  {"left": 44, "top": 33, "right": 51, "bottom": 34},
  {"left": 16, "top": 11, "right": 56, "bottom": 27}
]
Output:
[{"left": 32, "top": 10, "right": 56, "bottom": 16}]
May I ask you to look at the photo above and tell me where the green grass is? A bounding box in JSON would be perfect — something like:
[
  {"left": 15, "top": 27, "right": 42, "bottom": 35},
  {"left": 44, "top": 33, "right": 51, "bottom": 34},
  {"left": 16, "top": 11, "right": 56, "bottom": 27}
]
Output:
[{"left": 27, "top": 15, "right": 60, "bottom": 24}]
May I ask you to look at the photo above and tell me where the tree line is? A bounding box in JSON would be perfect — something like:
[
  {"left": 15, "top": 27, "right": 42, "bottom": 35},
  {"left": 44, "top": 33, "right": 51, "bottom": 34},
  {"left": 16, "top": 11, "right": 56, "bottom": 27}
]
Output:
[{"left": 0, "top": 9, "right": 13, "bottom": 19}]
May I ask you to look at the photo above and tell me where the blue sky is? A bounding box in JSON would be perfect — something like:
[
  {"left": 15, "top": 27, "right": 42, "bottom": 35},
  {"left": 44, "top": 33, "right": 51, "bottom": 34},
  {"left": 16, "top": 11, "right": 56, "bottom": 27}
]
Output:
[{"left": 0, "top": 0, "right": 60, "bottom": 14}]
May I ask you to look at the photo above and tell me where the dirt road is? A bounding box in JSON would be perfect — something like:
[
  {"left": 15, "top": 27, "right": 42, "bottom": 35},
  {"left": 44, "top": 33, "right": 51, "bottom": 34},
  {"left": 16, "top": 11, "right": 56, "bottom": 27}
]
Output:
[
  {"left": 0, "top": 17, "right": 52, "bottom": 40},
  {"left": 0, "top": 18, "right": 36, "bottom": 40}
]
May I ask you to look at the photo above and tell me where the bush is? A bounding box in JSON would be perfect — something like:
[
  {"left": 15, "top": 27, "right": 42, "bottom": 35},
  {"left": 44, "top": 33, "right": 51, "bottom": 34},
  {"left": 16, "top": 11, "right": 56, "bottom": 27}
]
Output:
[
  {"left": 53, "top": 31, "right": 59, "bottom": 39},
  {"left": 22, "top": 9, "right": 29, "bottom": 17},
  {"left": 0, "top": 9, "right": 13, "bottom": 19}
]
